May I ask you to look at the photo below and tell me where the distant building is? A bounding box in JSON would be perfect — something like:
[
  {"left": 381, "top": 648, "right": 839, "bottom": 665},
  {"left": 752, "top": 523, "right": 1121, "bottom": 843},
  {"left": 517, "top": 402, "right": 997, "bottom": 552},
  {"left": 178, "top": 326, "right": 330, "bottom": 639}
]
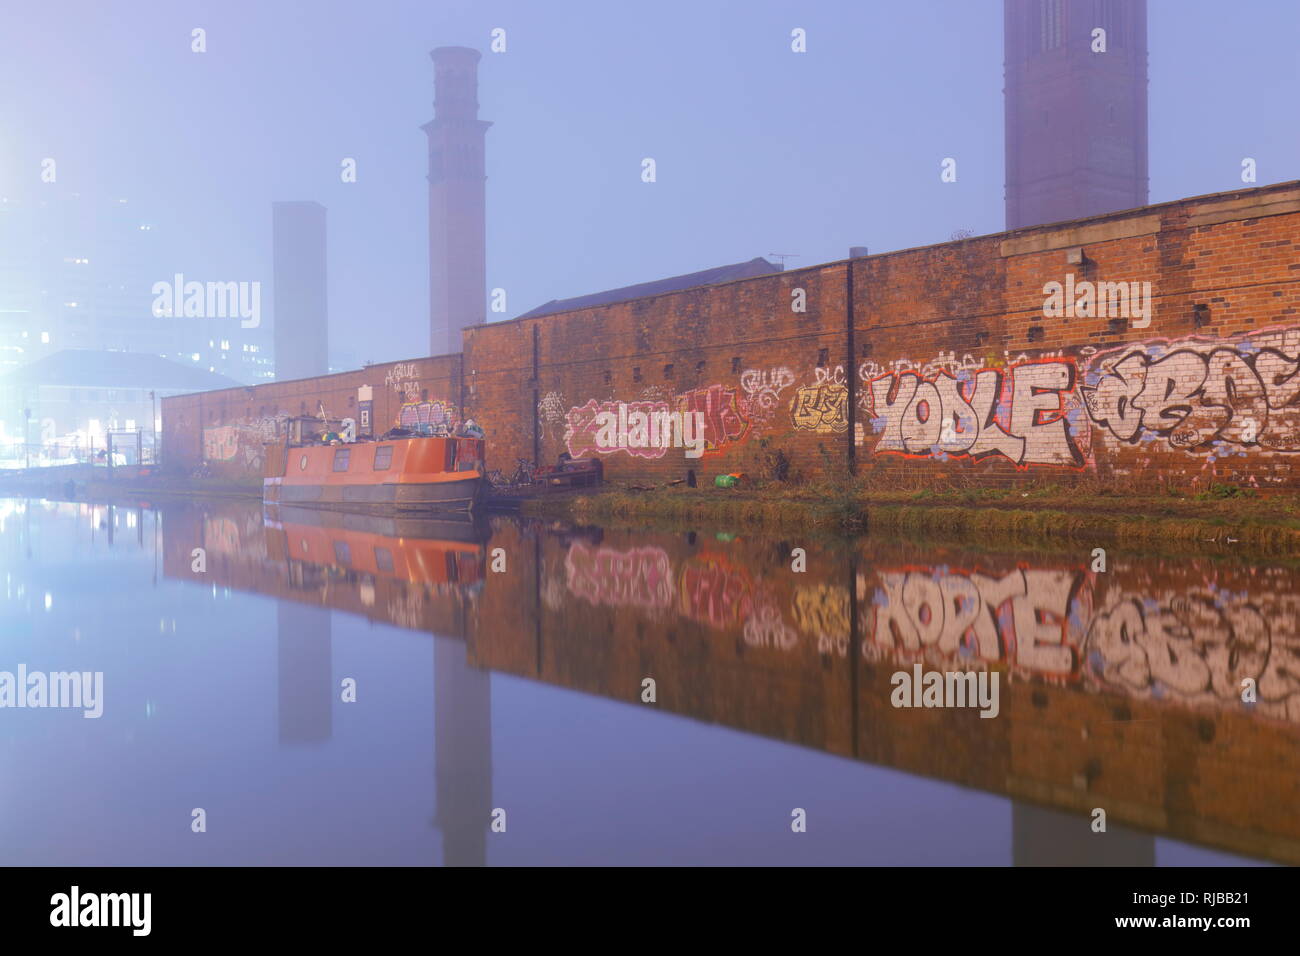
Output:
[
  {"left": 0, "top": 348, "right": 238, "bottom": 460},
  {"left": 1004, "top": 0, "right": 1149, "bottom": 229},
  {"left": 425, "top": 47, "right": 490, "bottom": 357},
  {"left": 272, "top": 201, "right": 329, "bottom": 381},
  {"left": 0, "top": 194, "right": 270, "bottom": 383},
  {"left": 516, "top": 257, "right": 784, "bottom": 320}
]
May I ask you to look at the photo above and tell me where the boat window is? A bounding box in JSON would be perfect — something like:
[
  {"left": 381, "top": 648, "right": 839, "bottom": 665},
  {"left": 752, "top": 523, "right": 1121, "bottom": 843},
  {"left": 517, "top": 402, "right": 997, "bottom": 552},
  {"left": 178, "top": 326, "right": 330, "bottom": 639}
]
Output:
[
  {"left": 374, "top": 547, "right": 394, "bottom": 573},
  {"left": 373, "top": 445, "right": 393, "bottom": 470},
  {"left": 332, "top": 448, "right": 351, "bottom": 472},
  {"left": 333, "top": 541, "right": 351, "bottom": 565}
]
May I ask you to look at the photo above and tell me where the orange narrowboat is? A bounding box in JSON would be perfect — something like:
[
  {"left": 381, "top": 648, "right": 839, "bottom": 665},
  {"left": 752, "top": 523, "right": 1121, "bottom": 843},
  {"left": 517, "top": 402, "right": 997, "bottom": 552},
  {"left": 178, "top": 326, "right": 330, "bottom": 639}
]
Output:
[{"left": 263, "top": 435, "right": 486, "bottom": 513}]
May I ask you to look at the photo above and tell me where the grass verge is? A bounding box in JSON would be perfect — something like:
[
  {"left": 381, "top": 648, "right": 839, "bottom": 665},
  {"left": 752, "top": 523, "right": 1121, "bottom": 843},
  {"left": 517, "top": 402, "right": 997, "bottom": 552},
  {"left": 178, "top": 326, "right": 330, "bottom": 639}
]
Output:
[{"left": 520, "top": 483, "right": 1300, "bottom": 557}]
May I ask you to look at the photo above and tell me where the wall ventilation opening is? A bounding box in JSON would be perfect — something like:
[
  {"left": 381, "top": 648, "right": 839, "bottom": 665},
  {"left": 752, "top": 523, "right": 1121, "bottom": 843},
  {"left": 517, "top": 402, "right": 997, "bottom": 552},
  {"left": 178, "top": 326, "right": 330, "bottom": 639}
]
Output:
[
  {"left": 975, "top": 330, "right": 990, "bottom": 346},
  {"left": 1193, "top": 303, "right": 1211, "bottom": 328},
  {"left": 730, "top": 356, "right": 741, "bottom": 373},
  {"left": 695, "top": 360, "right": 706, "bottom": 374},
  {"left": 663, "top": 363, "right": 674, "bottom": 379},
  {"left": 860, "top": 342, "right": 873, "bottom": 357},
  {"left": 1107, "top": 317, "right": 1127, "bottom": 335},
  {"left": 687, "top": 470, "right": 697, "bottom": 488},
  {"left": 603, "top": 370, "right": 612, "bottom": 385},
  {"left": 817, "top": 347, "right": 829, "bottom": 367},
  {"left": 1027, "top": 326, "right": 1045, "bottom": 343},
  {"left": 632, "top": 367, "right": 642, "bottom": 383}
]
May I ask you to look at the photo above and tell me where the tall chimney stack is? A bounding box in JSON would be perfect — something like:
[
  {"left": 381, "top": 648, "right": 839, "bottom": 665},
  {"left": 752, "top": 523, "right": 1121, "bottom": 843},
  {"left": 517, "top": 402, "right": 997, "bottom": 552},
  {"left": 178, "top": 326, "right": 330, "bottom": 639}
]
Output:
[
  {"left": 424, "top": 46, "right": 491, "bottom": 356},
  {"left": 1004, "top": 0, "right": 1148, "bottom": 230}
]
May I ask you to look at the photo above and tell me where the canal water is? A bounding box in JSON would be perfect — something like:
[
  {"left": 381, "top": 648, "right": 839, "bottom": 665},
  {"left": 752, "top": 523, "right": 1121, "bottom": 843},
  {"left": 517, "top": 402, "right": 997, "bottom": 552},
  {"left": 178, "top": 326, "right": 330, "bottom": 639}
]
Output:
[{"left": 1, "top": 495, "right": 1292, "bottom": 866}]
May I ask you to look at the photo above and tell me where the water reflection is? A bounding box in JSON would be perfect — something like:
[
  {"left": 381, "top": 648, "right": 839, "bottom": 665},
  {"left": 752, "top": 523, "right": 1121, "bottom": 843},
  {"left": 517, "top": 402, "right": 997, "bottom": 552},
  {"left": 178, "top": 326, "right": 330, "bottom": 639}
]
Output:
[
  {"left": 279, "top": 603, "right": 331, "bottom": 745},
  {"left": 1, "top": 495, "right": 1293, "bottom": 865}
]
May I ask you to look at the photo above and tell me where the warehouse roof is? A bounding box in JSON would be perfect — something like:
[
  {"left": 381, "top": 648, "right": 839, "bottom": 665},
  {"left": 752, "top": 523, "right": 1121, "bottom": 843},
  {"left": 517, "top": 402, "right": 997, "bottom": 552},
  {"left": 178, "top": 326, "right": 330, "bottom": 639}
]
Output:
[{"left": 516, "top": 257, "right": 783, "bottom": 319}]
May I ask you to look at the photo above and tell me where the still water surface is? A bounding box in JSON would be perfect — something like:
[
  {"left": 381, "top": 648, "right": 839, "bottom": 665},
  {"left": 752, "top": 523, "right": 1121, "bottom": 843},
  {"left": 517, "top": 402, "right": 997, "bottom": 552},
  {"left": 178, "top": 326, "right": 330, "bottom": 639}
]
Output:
[{"left": 1, "top": 496, "right": 1292, "bottom": 866}]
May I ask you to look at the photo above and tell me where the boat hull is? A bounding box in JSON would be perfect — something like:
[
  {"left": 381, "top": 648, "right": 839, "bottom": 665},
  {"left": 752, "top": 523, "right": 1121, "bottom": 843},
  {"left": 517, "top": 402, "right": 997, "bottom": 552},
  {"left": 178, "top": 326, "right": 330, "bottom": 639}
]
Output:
[
  {"left": 263, "top": 436, "right": 485, "bottom": 515},
  {"left": 266, "top": 475, "right": 482, "bottom": 513}
]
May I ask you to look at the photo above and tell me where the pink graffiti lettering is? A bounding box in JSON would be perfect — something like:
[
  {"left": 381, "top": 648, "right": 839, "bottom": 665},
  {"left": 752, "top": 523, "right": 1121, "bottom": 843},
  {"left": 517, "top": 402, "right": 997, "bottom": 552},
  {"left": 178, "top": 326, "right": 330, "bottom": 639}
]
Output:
[
  {"left": 676, "top": 385, "right": 749, "bottom": 451},
  {"left": 564, "top": 400, "right": 671, "bottom": 459}
]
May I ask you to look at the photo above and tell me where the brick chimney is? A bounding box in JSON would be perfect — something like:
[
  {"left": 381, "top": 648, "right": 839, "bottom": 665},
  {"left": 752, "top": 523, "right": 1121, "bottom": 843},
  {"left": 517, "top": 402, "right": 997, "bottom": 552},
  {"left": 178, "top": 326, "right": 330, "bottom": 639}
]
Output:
[
  {"left": 1004, "top": 0, "right": 1148, "bottom": 230},
  {"left": 423, "top": 46, "right": 491, "bottom": 356}
]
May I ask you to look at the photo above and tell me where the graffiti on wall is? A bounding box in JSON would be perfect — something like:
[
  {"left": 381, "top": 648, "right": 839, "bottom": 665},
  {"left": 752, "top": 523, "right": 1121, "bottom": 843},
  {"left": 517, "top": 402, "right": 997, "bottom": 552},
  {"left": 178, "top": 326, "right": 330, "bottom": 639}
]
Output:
[
  {"left": 204, "top": 426, "right": 241, "bottom": 462},
  {"left": 564, "top": 384, "right": 749, "bottom": 460},
  {"left": 791, "top": 366, "right": 850, "bottom": 434},
  {"left": 399, "top": 400, "right": 456, "bottom": 431},
  {"left": 537, "top": 391, "right": 567, "bottom": 439},
  {"left": 866, "top": 359, "right": 1088, "bottom": 467},
  {"left": 859, "top": 350, "right": 989, "bottom": 381},
  {"left": 565, "top": 400, "right": 699, "bottom": 459},
  {"left": 856, "top": 327, "right": 1300, "bottom": 470},
  {"left": 678, "top": 384, "right": 750, "bottom": 451},
  {"left": 385, "top": 362, "right": 421, "bottom": 402},
  {"left": 548, "top": 326, "right": 1300, "bottom": 472},
  {"left": 1084, "top": 327, "right": 1300, "bottom": 454},
  {"left": 203, "top": 415, "right": 287, "bottom": 469},
  {"left": 740, "top": 367, "right": 795, "bottom": 422}
]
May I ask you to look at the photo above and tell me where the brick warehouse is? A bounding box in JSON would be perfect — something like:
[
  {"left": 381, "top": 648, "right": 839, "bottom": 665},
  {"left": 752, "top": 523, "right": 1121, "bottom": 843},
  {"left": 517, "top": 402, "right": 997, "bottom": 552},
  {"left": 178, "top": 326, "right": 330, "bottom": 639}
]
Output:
[{"left": 162, "top": 180, "right": 1300, "bottom": 491}]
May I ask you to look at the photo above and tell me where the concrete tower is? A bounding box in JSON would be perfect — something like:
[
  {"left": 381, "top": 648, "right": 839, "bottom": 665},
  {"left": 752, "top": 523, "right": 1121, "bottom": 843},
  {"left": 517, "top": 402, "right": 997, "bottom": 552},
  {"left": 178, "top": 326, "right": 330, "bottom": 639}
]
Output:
[
  {"left": 424, "top": 46, "right": 490, "bottom": 357},
  {"left": 1004, "top": 0, "right": 1148, "bottom": 230},
  {"left": 272, "top": 201, "right": 329, "bottom": 380}
]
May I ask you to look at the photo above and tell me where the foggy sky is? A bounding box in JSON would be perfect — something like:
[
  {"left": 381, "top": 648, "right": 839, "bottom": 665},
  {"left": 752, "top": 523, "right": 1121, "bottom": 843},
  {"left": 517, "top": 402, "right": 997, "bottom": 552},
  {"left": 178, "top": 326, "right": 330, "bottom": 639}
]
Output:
[{"left": 2, "top": 0, "right": 1296, "bottom": 369}]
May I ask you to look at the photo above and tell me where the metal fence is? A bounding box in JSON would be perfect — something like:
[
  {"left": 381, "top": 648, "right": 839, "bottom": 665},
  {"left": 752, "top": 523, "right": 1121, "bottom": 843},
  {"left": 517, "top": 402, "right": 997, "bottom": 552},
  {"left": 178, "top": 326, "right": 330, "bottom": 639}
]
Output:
[{"left": 0, "top": 430, "right": 156, "bottom": 471}]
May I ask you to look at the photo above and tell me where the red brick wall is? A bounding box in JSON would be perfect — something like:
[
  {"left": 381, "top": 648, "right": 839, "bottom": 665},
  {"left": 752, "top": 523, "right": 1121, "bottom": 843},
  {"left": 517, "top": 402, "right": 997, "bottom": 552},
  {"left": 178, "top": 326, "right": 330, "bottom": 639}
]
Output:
[
  {"left": 162, "top": 354, "right": 462, "bottom": 477},
  {"left": 167, "top": 181, "right": 1300, "bottom": 490},
  {"left": 463, "top": 262, "right": 851, "bottom": 481},
  {"left": 853, "top": 183, "right": 1300, "bottom": 489}
]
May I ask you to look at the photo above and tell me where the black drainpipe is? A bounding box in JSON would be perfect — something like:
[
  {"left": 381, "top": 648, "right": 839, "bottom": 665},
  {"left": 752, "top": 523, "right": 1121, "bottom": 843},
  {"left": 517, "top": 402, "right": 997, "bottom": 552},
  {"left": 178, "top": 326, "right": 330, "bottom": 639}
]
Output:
[
  {"left": 846, "top": 260, "right": 857, "bottom": 475},
  {"left": 531, "top": 324, "right": 541, "bottom": 467}
]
